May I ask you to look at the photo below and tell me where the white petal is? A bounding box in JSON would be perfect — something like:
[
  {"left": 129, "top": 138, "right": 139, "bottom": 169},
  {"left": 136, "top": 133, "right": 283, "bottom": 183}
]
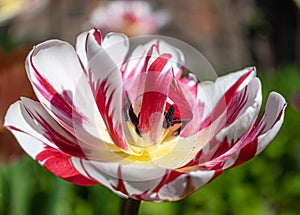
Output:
[
  {"left": 158, "top": 170, "right": 214, "bottom": 201},
  {"left": 26, "top": 39, "right": 109, "bottom": 146},
  {"left": 143, "top": 40, "right": 185, "bottom": 77},
  {"left": 102, "top": 32, "right": 129, "bottom": 68},
  {"left": 256, "top": 92, "right": 286, "bottom": 154},
  {"left": 86, "top": 29, "right": 131, "bottom": 152},
  {"left": 198, "top": 67, "right": 256, "bottom": 120},
  {"left": 121, "top": 45, "right": 147, "bottom": 81},
  {"left": 181, "top": 67, "right": 257, "bottom": 137},
  {"left": 5, "top": 98, "right": 117, "bottom": 162},
  {"left": 76, "top": 31, "right": 89, "bottom": 70},
  {"left": 201, "top": 91, "right": 286, "bottom": 170},
  {"left": 4, "top": 101, "right": 45, "bottom": 158},
  {"left": 216, "top": 78, "right": 262, "bottom": 143},
  {"left": 72, "top": 158, "right": 167, "bottom": 196}
]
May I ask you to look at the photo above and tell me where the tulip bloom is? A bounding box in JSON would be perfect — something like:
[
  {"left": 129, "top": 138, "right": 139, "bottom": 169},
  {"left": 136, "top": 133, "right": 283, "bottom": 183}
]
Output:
[
  {"left": 89, "top": 1, "right": 169, "bottom": 36},
  {"left": 5, "top": 29, "right": 286, "bottom": 201}
]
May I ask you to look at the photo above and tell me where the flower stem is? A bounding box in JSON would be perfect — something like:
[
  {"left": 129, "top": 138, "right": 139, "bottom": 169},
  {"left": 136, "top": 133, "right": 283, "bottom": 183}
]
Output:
[{"left": 120, "top": 198, "right": 141, "bottom": 215}]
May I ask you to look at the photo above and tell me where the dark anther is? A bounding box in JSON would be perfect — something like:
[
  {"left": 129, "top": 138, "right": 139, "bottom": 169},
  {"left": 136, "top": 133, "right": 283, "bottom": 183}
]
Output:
[
  {"left": 123, "top": 91, "right": 141, "bottom": 136},
  {"left": 163, "top": 105, "right": 182, "bottom": 129},
  {"left": 129, "top": 107, "right": 141, "bottom": 136},
  {"left": 163, "top": 105, "right": 174, "bottom": 128},
  {"left": 172, "top": 121, "right": 187, "bottom": 136},
  {"left": 129, "top": 105, "right": 139, "bottom": 127},
  {"left": 123, "top": 91, "right": 131, "bottom": 121},
  {"left": 135, "top": 125, "right": 141, "bottom": 136}
]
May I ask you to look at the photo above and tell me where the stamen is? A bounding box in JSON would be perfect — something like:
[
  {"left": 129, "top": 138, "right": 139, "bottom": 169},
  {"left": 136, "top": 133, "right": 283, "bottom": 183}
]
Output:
[
  {"left": 129, "top": 105, "right": 139, "bottom": 126},
  {"left": 124, "top": 91, "right": 141, "bottom": 136},
  {"left": 163, "top": 105, "right": 174, "bottom": 128},
  {"left": 129, "top": 106, "right": 141, "bottom": 136},
  {"left": 172, "top": 121, "right": 187, "bottom": 136},
  {"left": 123, "top": 91, "right": 131, "bottom": 121},
  {"left": 163, "top": 105, "right": 183, "bottom": 131}
]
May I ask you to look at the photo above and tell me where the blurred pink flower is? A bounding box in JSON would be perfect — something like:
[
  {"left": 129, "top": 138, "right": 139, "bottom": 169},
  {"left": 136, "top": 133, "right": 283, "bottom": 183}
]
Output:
[
  {"left": 89, "top": 1, "right": 169, "bottom": 36},
  {"left": 5, "top": 28, "right": 286, "bottom": 201}
]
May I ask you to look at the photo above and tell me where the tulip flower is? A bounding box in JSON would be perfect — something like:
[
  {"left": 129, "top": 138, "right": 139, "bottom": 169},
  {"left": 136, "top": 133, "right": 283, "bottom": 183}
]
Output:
[
  {"left": 0, "top": 47, "right": 35, "bottom": 163},
  {"left": 89, "top": 1, "right": 169, "bottom": 36},
  {"left": 5, "top": 28, "right": 286, "bottom": 203}
]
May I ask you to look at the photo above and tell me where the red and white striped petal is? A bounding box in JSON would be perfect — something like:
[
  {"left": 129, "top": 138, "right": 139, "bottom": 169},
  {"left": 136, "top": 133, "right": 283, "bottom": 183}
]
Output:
[
  {"left": 121, "top": 45, "right": 147, "bottom": 81},
  {"left": 201, "top": 92, "right": 286, "bottom": 170},
  {"left": 76, "top": 29, "right": 129, "bottom": 73},
  {"left": 85, "top": 29, "right": 131, "bottom": 153},
  {"left": 36, "top": 147, "right": 98, "bottom": 186},
  {"left": 143, "top": 40, "right": 185, "bottom": 78},
  {"left": 71, "top": 158, "right": 167, "bottom": 198},
  {"left": 76, "top": 29, "right": 132, "bottom": 149},
  {"left": 193, "top": 78, "right": 263, "bottom": 166},
  {"left": 180, "top": 78, "right": 263, "bottom": 170},
  {"left": 167, "top": 77, "right": 194, "bottom": 121},
  {"left": 121, "top": 42, "right": 160, "bottom": 105},
  {"left": 179, "top": 73, "right": 199, "bottom": 99},
  {"left": 200, "top": 67, "right": 256, "bottom": 120},
  {"left": 181, "top": 67, "right": 256, "bottom": 137},
  {"left": 255, "top": 92, "right": 286, "bottom": 154},
  {"left": 231, "top": 92, "right": 287, "bottom": 167},
  {"left": 23, "top": 98, "right": 121, "bottom": 162},
  {"left": 26, "top": 39, "right": 108, "bottom": 145},
  {"left": 216, "top": 78, "right": 262, "bottom": 142},
  {"left": 72, "top": 156, "right": 216, "bottom": 201},
  {"left": 4, "top": 99, "right": 97, "bottom": 186},
  {"left": 122, "top": 39, "right": 185, "bottom": 86},
  {"left": 138, "top": 54, "right": 172, "bottom": 137},
  {"left": 157, "top": 170, "right": 215, "bottom": 201}
]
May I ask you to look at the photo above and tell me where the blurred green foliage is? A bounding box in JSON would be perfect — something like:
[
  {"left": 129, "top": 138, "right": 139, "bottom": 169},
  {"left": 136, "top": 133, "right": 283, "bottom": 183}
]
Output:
[{"left": 0, "top": 66, "right": 300, "bottom": 215}]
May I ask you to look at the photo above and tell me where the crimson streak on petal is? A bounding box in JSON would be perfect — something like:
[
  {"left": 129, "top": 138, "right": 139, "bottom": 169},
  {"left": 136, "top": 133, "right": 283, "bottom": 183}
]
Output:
[
  {"left": 138, "top": 54, "right": 172, "bottom": 136},
  {"left": 29, "top": 51, "right": 84, "bottom": 128},
  {"left": 36, "top": 146, "right": 97, "bottom": 186}
]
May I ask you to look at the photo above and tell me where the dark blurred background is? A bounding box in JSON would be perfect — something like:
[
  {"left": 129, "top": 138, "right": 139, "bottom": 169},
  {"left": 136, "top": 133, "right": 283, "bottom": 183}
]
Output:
[
  {"left": 1, "top": 1, "right": 300, "bottom": 215},
  {"left": 3, "top": 0, "right": 300, "bottom": 71}
]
